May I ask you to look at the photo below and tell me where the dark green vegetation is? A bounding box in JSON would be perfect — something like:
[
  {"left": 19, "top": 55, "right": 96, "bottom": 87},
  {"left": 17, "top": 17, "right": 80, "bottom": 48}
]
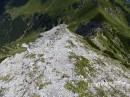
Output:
[
  {"left": 64, "top": 80, "right": 94, "bottom": 97},
  {"left": 0, "top": 0, "right": 130, "bottom": 65},
  {"left": 69, "top": 53, "right": 95, "bottom": 77}
]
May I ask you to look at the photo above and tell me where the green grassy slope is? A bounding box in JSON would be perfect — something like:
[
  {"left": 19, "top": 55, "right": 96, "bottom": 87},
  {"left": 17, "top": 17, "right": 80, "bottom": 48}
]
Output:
[{"left": 0, "top": 0, "right": 130, "bottom": 64}]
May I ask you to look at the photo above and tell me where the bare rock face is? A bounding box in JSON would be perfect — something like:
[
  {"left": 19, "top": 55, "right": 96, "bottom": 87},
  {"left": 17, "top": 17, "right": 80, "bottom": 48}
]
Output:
[{"left": 0, "top": 25, "right": 130, "bottom": 97}]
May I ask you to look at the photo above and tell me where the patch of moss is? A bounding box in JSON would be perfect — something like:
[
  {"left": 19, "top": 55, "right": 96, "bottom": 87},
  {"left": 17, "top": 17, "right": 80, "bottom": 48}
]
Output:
[
  {"left": 26, "top": 53, "right": 36, "bottom": 58},
  {"left": 31, "top": 93, "right": 40, "bottom": 97},
  {"left": 64, "top": 80, "right": 93, "bottom": 97},
  {"left": 35, "top": 75, "right": 51, "bottom": 90},
  {"left": 0, "top": 75, "right": 13, "bottom": 82},
  {"left": 36, "top": 79, "right": 44, "bottom": 90},
  {"left": 95, "top": 87, "right": 108, "bottom": 97},
  {"left": 0, "top": 88, "right": 6, "bottom": 97},
  {"left": 70, "top": 53, "right": 95, "bottom": 77}
]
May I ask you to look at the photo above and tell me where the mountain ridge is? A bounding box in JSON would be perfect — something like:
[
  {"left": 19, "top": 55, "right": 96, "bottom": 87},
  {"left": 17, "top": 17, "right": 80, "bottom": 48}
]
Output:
[
  {"left": 0, "top": 0, "right": 130, "bottom": 96},
  {"left": 0, "top": 24, "right": 130, "bottom": 97}
]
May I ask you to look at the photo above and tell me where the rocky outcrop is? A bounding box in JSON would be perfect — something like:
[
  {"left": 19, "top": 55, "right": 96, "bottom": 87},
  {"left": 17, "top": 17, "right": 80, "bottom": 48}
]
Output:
[{"left": 0, "top": 25, "right": 130, "bottom": 97}]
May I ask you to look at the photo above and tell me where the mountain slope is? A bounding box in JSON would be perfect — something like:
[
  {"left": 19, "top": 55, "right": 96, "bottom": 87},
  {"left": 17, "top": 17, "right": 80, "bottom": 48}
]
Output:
[
  {"left": 0, "top": 25, "right": 130, "bottom": 97},
  {"left": 0, "top": 0, "right": 130, "bottom": 97}
]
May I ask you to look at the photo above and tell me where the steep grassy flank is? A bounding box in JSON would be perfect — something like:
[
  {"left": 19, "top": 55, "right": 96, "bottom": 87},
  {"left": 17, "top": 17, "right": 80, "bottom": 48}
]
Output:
[
  {"left": 0, "top": 31, "right": 39, "bottom": 62},
  {"left": 6, "top": 0, "right": 130, "bottom": 38},
  {"left": 7, "top": 0, "right": 45, "bottom": 17}
]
